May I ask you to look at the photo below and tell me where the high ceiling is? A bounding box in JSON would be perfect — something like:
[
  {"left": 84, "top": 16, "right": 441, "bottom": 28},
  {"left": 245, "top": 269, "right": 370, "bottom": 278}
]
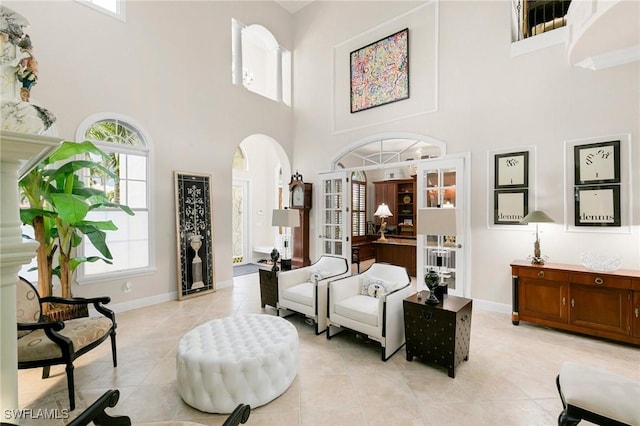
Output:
[{"left": 274, "top": 1, "right": 314, "bottom": 14}]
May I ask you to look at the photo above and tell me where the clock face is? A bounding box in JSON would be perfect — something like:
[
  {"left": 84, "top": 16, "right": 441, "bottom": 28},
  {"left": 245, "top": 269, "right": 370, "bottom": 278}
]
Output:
[{"left": 292, "top": 186, "right": 304, "bottom": 207}]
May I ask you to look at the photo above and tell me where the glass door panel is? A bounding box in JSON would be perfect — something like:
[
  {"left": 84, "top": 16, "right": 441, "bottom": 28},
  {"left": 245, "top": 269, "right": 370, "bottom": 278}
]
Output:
[
  {"left": 417, "top": 156, "right": 467, "bottom": 297},
  {"left": 318, "top": 172, "right": 349, "bottom": 257}
]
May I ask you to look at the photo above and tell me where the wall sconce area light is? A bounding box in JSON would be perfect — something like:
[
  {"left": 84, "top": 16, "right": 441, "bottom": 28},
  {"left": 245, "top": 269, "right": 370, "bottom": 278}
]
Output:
[
  {"left": 374, "top": 203, "right": 393, "bottom": 240},
  {"left": 271, "top": 208, "right": 300, "bottom": 271},
  {"left": 520, "top": 210, "right": 555, "bottom": 265}
]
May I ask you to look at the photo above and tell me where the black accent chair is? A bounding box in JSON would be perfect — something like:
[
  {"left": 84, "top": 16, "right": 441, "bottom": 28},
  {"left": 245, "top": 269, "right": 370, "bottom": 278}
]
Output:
[
  {"left": 16, "top": 277, "right": 117, "bottom": 411},
  {"left": 67, "top": 389, "right": 251, "bottom": 426}
]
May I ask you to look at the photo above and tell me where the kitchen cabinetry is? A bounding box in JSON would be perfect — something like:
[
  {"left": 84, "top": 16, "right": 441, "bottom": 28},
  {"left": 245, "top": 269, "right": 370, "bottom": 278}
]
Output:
[{"left": 511, "top": 260, "right": 640, "bottom": 345}]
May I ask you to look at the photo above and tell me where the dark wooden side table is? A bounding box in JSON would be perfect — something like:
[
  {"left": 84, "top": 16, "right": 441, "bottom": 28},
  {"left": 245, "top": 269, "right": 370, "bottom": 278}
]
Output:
[
  {"left": 258, "top": 268, "right": 279, "bottom": 309},
  {"left": 403, "top": 292, "right": 472, "bottom": 378}
]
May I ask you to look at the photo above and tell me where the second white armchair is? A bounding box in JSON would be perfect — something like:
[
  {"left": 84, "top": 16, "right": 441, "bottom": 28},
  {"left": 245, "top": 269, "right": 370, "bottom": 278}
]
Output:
[
  {"left": 327, "top": 263, "right": 413, "bottom": 361},
  {"left": 277, "top": 255, "right": 350, "bottom": 334}
]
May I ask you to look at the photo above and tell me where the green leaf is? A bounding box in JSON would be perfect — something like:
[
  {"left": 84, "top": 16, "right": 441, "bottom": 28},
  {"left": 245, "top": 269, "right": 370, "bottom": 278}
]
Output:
[
  {"left": 50, "top": 193, "right": 90, "bottom": 224},
  {"left": 20, "top": 208, "right": 57, "bottom": 224},
  {"left": 76, "top": 221, "right": 119, "bottom": 232},
  {"left": 46, "top": 141, "right": 109, "bottom": 164},
  {"left": 48, "top": 160, "right": 118, "bottom": 181},
  {"left": 69, "top": 256, "right": 112, "bottom": 272},
  {"left": 83, "top": 229, "right": 113, "bottom": 259},
  {"left": 87, "top": 200, "right": 135, "bottom": 216}
]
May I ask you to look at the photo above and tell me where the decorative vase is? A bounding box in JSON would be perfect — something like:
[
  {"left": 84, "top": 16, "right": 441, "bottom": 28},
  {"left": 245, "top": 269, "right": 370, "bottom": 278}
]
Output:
[
  {"left": 189, "top": 234, "right": 204, "bottom": 289},
  {"left": 1, "top": 6, "right": 56, "bottom": 134},
  {"left": 270, "top": 248, "right": 280, "bottom": 272},
  {"left": 424, "top": 269, "right": 440, "bottom": 305}
]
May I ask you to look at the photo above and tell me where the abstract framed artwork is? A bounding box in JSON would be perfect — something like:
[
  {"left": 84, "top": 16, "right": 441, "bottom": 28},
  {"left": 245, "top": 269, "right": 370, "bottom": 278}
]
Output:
[
  {"left": 574, "top": 140, "right": 620, "bottom": 185},
  {"left": 495, "top": 151, "right": 529, "bottom": 188},
  {"left": 174, "top": 172, "right": 215, "bottom": 300},
  {"left": 350, "top": 28, "right": 409, "bottom": 113},
  {"left": 494, "top": 189, "right": 528, "bottom": 225},
  {"left": 574, "top": 184, "right": 621, "bottom": 227}
]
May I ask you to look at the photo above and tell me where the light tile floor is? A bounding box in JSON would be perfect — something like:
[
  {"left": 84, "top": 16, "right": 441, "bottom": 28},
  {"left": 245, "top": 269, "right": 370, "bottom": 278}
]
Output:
[{"left": 16, "top": 270, "right": 640, "bottom": 426}]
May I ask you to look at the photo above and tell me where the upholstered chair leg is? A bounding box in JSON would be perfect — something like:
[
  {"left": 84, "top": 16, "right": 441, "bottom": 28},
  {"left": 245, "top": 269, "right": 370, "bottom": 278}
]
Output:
[
  {"left": 41, "top": 366, "right": 50, "bottom": 379},
  {"left": 110, "top": 331, "right": 118, "bottom": 367},
  {"left": 65, "top": 363, "right": 75, "bottom": 411}
]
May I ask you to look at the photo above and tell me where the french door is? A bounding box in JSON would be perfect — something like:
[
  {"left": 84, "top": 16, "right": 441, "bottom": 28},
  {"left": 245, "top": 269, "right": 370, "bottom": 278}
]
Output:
[
  {"left": 317, "top": 172, "right": 350, "bottom": 258},
  {"left": 232, "top": 179, "right": 249, "bottom": 265},
  {"left": 416, "top": 155, "right": 469, "bottom": 297},
  {"left": 317, "top": 155, "right": 469, "bottom": 298}
]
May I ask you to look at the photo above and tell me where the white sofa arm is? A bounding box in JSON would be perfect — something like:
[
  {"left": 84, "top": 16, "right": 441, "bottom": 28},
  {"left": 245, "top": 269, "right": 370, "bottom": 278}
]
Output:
[
  {"left": 382, "top": 283, "right": 414, "bottom": 360},
  {"left": 328, "top": 275, "right": 361, "bottom": 304},
  {"left": 278, "top": 268, "right": 311, "bottom": 291}
]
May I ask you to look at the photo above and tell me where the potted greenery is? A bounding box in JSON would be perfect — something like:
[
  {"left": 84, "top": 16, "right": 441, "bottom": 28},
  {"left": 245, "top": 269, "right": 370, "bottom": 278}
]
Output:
[{"left": 19, "top": 140, "right": 133, "bottom": 317}]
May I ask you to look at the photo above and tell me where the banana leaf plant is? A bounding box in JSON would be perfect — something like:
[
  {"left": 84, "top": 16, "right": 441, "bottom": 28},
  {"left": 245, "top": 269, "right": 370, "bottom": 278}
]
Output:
[{"left": 19, "top": 140, "right": 134, "bottom": 303}]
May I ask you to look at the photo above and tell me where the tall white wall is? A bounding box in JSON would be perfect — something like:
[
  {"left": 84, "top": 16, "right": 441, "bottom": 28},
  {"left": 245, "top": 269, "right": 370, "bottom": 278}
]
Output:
[
  {"left": 5, "top": 0, "right": 294, "bottom": 303},
  {"left": 291, "top": 1, "right": 639, "bottom": 306}
]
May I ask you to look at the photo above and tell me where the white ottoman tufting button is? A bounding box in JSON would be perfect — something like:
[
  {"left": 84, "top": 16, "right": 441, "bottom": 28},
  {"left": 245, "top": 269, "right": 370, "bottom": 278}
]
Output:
[{"left": 176, "top": 314, "right": 299, "bottom": 413}]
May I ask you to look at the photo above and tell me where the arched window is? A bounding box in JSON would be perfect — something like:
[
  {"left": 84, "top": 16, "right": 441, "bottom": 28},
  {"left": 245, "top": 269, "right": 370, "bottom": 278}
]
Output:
[
  {"left": 231, "top": 19, "right": 291, "bottom": 105},
  {"left": 76, "top": 114, "right": 152, "bottom": 281},
  {"left": 351, "top": 170, "right": 367, "bottom": 237}
]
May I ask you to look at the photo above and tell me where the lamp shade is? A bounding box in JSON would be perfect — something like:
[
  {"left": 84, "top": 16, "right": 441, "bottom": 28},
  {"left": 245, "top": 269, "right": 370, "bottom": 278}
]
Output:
[
  {"left": 272, "top": 208, "right": 300, "bottom": 227},
  {"left": 374, "top": 203, "right": 393, "bottom": 218},
  {"left": 520, "top": 210, "right": 554, "bottom": 224},
  {"left": 417, "top": 208, "right": 457, "bottom": 236}
]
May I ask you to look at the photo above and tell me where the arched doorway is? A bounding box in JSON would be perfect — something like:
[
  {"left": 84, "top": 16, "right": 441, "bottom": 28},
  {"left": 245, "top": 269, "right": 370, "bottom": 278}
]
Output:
[{"left": 231, "top": 134, "right": 291, "bottom": 267}]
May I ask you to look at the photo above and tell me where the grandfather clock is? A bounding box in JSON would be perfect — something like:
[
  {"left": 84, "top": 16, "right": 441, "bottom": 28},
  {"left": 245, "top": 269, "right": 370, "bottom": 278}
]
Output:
[{"left": 289, "top": 172, "right": 312, "bottom": 267}]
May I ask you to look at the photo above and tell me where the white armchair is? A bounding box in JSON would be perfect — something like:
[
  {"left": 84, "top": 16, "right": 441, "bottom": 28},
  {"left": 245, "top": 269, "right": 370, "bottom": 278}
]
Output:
[
  {"left": 327, "top": 263, "right": 413, "bottom": 361},
  {"left": 277, "top": 255, "right": 350, "bottom": 334}
]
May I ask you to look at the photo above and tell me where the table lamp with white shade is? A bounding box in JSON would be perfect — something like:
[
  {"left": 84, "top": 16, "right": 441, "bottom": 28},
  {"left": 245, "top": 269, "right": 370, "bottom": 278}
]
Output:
[
  {"left": 272, "top": 208, "right": 300, "bottom": 271},
  {"left": 374, "top": 203, "right": 393, "bottom": 240}
]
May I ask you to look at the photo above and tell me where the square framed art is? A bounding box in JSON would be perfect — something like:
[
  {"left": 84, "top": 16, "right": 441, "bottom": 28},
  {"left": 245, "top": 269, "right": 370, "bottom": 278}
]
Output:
[
  {"left": 495, "top": 151, "right": 529, "bottom": 188},
  {"left": 350, "top": 28, "right": 409, "bottom": 113},
  {"left": 574, "top": 140, "right": 620, "bottom": 185},
  {"left": 494, "top": 189, "right": 528, "bottom": 225},
  {"left": 574, "top": 184, "right": 621, "bottom": 227}
]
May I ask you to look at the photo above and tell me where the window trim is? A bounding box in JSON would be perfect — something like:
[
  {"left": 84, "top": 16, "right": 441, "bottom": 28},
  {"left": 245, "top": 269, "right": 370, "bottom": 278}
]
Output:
[
  {"left": 75, "top": 0, "right": 126, "bottom": 21},
  {"left": 75, "top": 112, "right": 155, "bottom": 284}
]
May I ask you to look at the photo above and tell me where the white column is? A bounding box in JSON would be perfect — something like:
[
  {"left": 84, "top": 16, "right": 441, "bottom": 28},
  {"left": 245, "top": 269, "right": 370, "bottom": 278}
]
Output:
[
  {"left": 274, "top": 46, "right": 283, "bottom": 102},
  {"left": 0, "top": 131, "right": 59, "bottom": 414},
  {"left": 231, "top": 19, "right": 245, "bottom": 86}
]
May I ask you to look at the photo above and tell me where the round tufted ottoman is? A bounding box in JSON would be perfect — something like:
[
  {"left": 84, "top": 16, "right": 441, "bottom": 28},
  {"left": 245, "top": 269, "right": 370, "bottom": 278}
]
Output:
[{"left": 176, "top": 314, "right": 299, "bottom": 413}]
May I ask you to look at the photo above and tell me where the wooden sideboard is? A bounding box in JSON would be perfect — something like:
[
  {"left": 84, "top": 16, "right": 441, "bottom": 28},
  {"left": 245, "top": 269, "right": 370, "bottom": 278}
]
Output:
[
  {"left": 511, "top": 260, "right": 640, "bottom": 345},
  {"left": 375, "top": 238, "right": 416, "bottom": 277}
]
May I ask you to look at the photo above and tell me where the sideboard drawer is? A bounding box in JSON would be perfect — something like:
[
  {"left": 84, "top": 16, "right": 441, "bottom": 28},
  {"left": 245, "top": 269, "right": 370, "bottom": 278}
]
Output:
[
  {"left": 518, "top": 268, "right": 568, "bottom": 282},
  {"left": 569, "top": 273, "right": 631, "bottom": 290}
]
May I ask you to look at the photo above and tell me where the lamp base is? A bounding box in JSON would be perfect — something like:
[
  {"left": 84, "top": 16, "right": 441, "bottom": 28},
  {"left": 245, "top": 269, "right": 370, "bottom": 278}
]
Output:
[
  {"left": 530, "top": 257, "right": 545, "bottom": 265},
  {"left": 281, "top": 259, "right": 292, "bottom": 271}
]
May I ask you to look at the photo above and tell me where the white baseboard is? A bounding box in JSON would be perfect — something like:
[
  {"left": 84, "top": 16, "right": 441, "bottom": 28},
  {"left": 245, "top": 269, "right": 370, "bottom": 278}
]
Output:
[
  {"left": 89, "top": 279, "right": 236, "bottom": 315},
  {"left": 472, "top": 298, "right": 512, "bottom": 314}
]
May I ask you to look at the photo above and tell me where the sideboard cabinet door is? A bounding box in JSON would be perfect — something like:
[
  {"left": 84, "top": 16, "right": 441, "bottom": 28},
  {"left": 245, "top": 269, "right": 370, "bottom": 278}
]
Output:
[{"left": 518, "top": 269, "right": 569, "bottom": 324}]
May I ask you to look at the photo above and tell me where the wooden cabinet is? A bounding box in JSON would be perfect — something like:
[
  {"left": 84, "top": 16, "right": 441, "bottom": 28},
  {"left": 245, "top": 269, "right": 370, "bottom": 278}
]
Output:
[
  {"left": 373, "top": 178, "right": 416, "bottom": 234},
  {"left": 511, "top": 260, "right": 640, "bottom": 345},
  {"left": 375, "top": 239, "right": 416, "bottom": 277},
  {"left": 633, "top": 279, "right": 640, "bottom": 339},
  {"left": 258, "top": 268, "right": 278, "bottom": 309},
  {"left": 517, "top": 268, "right": 569, "bottom": 324},
  {"left": 403, "top": 293, "right": 472, "bottom": 378}
]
